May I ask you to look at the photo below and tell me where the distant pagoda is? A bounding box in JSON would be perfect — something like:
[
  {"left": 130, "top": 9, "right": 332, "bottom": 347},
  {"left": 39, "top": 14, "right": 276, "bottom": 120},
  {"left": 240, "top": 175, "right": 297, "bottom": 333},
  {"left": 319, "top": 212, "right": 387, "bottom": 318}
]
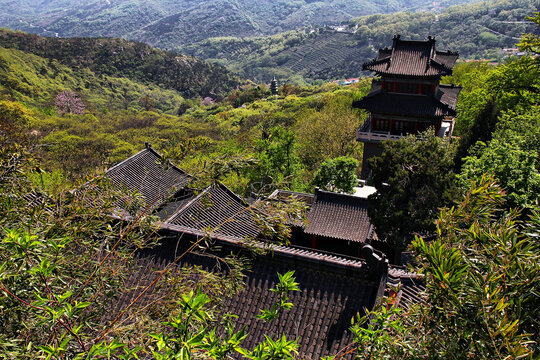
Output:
[
  {"left": 354, "top": 35, "right": 461, "bottom": 179},
  {"left": 270, "top": 77, "right": 279, "bottom": 96}
]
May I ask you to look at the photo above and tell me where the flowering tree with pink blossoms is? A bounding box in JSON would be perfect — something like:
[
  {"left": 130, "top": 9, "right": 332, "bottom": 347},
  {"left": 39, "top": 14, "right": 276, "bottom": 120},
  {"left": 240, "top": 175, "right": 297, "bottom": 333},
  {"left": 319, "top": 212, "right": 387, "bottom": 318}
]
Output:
[{"left": 54, "top": 90, "right": 85, "bottom": 115}]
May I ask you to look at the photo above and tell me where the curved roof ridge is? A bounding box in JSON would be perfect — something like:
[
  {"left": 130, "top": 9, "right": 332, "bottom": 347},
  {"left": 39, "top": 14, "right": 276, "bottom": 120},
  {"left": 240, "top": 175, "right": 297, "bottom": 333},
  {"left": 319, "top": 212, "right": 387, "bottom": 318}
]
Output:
[{"left": 165, "top": 186, "right": 211, "bottom": 223}]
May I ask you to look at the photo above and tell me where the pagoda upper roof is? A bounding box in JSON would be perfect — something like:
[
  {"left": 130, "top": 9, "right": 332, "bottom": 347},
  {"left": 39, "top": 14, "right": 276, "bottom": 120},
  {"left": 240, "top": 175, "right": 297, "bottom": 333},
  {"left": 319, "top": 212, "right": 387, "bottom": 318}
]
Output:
[
  {"left": 353, "top": 81, "right": 461, "bottom": 118},
  {"left": 363, "top": 35, "right": 459, "bottom": 77}
]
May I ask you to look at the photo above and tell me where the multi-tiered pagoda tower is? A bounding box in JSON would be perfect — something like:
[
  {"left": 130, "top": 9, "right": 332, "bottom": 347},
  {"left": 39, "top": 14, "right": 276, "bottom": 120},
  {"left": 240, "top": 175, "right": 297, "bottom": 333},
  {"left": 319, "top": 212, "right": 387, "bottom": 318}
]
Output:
[{"left": 354, "top": 35, "right": 461, "bottom": 178}]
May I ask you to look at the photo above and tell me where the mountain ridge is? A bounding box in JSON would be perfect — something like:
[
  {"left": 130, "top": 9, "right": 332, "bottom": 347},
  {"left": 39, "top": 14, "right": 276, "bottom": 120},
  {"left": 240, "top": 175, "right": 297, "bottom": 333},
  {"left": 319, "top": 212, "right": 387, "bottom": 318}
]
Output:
[
  {"left": 0, "top": 29, "right": 240, "bottom": 98},
  {"left": 1, "top": 0, "right": 479, "bottom": 46}
]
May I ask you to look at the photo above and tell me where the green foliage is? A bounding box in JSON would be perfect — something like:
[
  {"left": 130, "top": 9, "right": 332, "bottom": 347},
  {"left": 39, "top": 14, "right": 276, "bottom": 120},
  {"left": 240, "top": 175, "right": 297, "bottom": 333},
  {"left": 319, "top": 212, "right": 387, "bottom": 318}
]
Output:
[
  {"left": 295, "top": 91, "right": 366, "bottom": 172},
  {"left": 410, "top": 178, "right": 539, "bottom": 358},
  {"left": 518, "top": 12, "right": 540, "bottom": 56},
  {"left": 0, "top": 67, "right": 370, "bottom": 185},
  {"left": 0, "top": 100, "right": 32, "bottom": 131},
  {"left": 350, "top": 178, "right": 540, "bottom": 359},
  {"left": 368, "top": 132, "right": 458, "bottom": 255},
  {"left": 0, "top": 45, "right": 185, "bottom": 113},
  {"left": 247, "top": 127, "right": 301, "bottom": 195},
  {"left": 450, "top": 22, "right": 540, "bottom": 211},
  {"left": 179, "top": 0, "right": 539, "bottom": 84},
  {"left": 312, "top": 156, "right": 359, "bottom": 194},
  {"left": 256, "top": 271, "right": 299, "bottom": 322},
  {"left": 240, "top": 335, "right": 299, "bottom": 360},
  {"left": 150, "top": 290, "right": 247, "bottom": 360},
  {"left": 351, "top": 293, "right": 406, "bottom": 359},
  {"left": 0, "top": 29, "right": 239, "bottom": 98},
  {"left": 0, "top": 154, "right": 156, "bottom": 357},
  {"left": 459, "top": 132, "right": 540, "bottom": 211}
]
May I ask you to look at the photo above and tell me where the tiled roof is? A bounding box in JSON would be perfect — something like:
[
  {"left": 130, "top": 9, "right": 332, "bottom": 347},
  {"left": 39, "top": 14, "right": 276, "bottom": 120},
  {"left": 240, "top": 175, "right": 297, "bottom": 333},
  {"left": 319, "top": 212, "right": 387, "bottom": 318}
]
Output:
[
  {"left": 377, "top": 48, "right": 392, "bottom": 60},
  {"left": 155, "top": 192, "right": 195, "bottom": 220},
  {"left": 434, "top": 51, "right": 459, "bottom": 69},
  {"left": 163, "top": 183, "right": 261, "bottom": 242},
  {"left": 364, "top": 36, "right": 458, "bottom": 77},
  {"left": 226, "top": 255, "right": 378, "bottom": 359},
  {"left": 104, "top": 241, "right": 380, "bottom": 360},
  {"left": 266, "top": 189, "right": 314, "bottom": 227},
  {"left": 268, "top": 189, "right": 316, "bottom": 206},
  {"left": 438, "top": 84, "right": 462, "bottom": 110},
  {"left": 352, "top": 85, "right": 460, "bottom": 118},
  {"left": 105, "top": 145, "right": 191, "bottom": 212},
  {"left": 305, "top": 189, "right": 374, "bottom": 243}
]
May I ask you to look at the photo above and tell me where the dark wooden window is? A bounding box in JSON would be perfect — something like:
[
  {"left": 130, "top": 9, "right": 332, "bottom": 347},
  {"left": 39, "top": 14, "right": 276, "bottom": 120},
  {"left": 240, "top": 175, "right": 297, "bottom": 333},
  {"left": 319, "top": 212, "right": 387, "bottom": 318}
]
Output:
[
  {"left": 420, "top": 84, "right": 433, "bottom": 95},
  {"left": 391, "top": 120, "right": 416, "bottom": 135},
  {"left": 395, "top": 82, "right": 417, "bottom": 94},
  {"left": 373, "top": 118, "right": 390, "bottom": 132}
]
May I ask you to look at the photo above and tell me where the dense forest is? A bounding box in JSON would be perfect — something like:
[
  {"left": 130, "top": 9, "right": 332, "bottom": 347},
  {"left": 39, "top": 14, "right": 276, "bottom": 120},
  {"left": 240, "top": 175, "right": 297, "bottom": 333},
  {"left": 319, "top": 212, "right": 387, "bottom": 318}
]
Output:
[
  {"left": 0, "top": 0, "right": 478, "bottom": 45},
  {"left": 1, "top": 7, "right": 539, "bottom": 360}
]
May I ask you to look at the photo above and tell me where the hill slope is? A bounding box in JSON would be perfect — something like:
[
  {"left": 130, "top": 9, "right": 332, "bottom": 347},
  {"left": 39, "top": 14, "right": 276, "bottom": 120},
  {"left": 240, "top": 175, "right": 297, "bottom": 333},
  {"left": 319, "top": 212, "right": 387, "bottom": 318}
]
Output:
[
  {"left": 180, "top": 0, "right": 539, "bottom": 83},
  {"left": 0, "top": 29, "right": 240, "bottom": 98},
  {"left": 0, "top": 0, "right": 477, "bottom": 46},
  {"left": 0, "top": 45, "right": 189, "bottom": 113}
]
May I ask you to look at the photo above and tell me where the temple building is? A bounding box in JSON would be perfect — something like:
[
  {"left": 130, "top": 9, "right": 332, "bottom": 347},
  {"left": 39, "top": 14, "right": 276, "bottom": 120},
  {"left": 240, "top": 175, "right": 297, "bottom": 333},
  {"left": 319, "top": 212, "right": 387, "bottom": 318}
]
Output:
[
  {"left": 354, "top": 35, "right": 461, "bottom": 178},
  {"left": 94, "top": 144, "right": 428, "bottom": 358}
]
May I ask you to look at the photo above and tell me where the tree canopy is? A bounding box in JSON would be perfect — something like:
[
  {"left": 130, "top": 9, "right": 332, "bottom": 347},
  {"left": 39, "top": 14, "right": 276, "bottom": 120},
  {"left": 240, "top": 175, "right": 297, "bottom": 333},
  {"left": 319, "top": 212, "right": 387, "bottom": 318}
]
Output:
[
  {"left": 368, "top": 132, "right": 458, "bottom": 256},
  {"left": 312, "top": 156, "right": 359, "bottom": 194}
]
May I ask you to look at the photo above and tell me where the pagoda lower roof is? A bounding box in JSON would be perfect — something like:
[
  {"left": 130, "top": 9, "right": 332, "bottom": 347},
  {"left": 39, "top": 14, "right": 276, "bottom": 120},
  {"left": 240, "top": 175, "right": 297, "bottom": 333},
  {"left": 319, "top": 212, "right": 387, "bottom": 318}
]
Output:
[{"left": 353, "top": 83, "right": 461, "bottom": 118}]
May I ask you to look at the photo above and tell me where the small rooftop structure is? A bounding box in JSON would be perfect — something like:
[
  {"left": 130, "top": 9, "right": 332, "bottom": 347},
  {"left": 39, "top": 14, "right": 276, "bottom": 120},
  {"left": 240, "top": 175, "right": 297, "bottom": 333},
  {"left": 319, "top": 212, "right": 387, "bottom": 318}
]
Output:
[
  {"left": 353, "top": 182, "right": 377, "bottom": 198},
  {"left": 305, "top": 188, "right": 375, "bottom": 243}
]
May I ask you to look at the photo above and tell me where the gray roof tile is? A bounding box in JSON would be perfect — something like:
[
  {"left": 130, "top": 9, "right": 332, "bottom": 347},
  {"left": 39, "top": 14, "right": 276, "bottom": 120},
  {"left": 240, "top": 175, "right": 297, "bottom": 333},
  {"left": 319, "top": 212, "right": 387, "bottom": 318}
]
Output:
[{"left": 305, "top": 189, "right": 374, "bottom": 243}]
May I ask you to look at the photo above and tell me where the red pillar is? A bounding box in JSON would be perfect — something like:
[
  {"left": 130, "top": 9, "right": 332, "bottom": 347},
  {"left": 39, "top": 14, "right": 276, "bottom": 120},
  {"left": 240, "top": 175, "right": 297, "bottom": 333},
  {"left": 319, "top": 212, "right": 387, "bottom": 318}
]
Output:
[{"left": 311, "top": 235, "right": 317, "bottom": 249}]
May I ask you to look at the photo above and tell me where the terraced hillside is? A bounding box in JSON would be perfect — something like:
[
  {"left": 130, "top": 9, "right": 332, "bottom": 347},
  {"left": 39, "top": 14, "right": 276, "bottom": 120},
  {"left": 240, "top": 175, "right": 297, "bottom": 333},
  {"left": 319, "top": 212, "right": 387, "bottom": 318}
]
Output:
[
  {"left": 279, "top": 32, "right": 372, "bottom": 80},
  {"left": 181, "top": 0, "right": 539, "bottom": 83}
]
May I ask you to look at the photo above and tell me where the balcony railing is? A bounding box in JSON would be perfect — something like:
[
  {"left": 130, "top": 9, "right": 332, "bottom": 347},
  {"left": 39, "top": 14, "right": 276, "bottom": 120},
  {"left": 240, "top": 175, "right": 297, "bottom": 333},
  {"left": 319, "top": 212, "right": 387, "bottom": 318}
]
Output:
[{"left": 356, "top": 118, "right": 403, "bottom": 143}]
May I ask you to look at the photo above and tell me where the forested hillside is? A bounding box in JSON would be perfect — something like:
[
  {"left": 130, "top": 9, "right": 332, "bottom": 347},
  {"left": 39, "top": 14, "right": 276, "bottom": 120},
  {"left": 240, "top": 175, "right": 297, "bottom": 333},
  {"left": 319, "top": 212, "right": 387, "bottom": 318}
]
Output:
[
  {"left": 0, "top": 29, "right": 240, "bottom": 98},
  {"left": 0, "top": 0, "right": 476, "bottom": 46},
  {"left": 0, "top": 9, "right": 539, "bottom": 359},
  {"left": 1, "top": 0, "right": 537, "bottom": 84},
  {"left": 182, "top": 0, "right": 539, "bottom": 83},
  {"left": 0, "top": 46, "right": 185, "bottom": 114}
]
